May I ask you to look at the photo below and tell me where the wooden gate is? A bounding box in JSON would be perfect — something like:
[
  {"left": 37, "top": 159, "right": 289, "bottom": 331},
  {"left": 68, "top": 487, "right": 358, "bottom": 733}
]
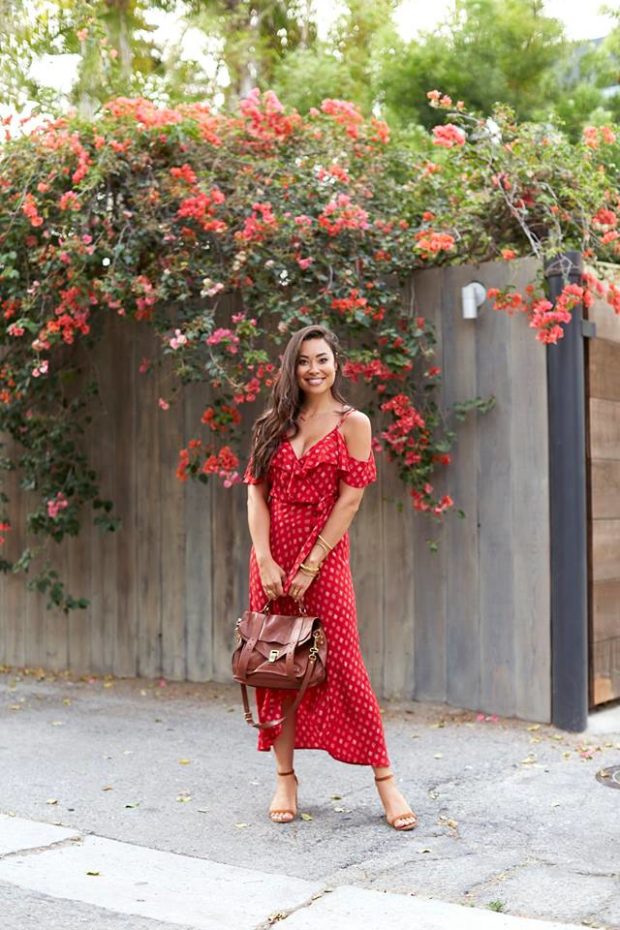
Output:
[{"left": 587, "top": 283, "right": 620, "bottom": 705}]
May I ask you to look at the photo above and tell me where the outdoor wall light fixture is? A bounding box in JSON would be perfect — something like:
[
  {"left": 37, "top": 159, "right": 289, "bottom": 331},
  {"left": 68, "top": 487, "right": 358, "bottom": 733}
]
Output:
[{"left": 461, "top": 281, "right": 487, "bottom": 319}]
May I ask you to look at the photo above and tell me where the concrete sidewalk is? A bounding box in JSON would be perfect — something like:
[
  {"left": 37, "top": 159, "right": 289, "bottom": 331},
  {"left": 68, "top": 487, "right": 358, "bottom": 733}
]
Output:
[{"left": 0, "top": 668, "right": 618, "bottom": 929}]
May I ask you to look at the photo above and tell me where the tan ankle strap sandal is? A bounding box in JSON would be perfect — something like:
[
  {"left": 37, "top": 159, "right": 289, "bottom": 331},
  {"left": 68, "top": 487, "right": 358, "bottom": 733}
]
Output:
[
  {"left": 269, "top": 769, "right": 298, "bottom": 823},
  {"left": 374, "top": 773, "right": 418, "bottom": 831}
]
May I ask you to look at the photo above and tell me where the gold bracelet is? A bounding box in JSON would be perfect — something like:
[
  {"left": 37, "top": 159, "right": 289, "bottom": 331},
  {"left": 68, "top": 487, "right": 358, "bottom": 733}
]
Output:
[
  {"left": 317, "top": 533, "right": 334, "bottom": 552},
  {"left": 299, "top": 561, "right": 320, "bottom": 575}
]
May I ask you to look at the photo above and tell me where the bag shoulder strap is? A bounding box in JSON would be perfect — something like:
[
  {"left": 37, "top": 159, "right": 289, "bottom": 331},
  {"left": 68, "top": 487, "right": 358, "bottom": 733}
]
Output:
[{"left": 240, "top": 656, "right": 316, "bottom": 730}]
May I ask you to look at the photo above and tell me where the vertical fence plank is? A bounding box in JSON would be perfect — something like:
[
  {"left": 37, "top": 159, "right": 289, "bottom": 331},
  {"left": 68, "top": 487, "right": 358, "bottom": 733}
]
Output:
[
  {"left": 0, "top": 464, "right": 25, "bottom": 667},
  {"left": 184, "top": 384, "right": 212, "bottom": 682},
  {"left": 65, "top": 349, "right": 93, "bottom": 676},
  {"left": 350, "top": 440, "right": 384, "bottom": 693},
  {"left": 91, "top": 317, "right": 120, "bottom": 674},
  {"left": 134, "top": 327, "right": 163, "bottom": 678},
  {"left": 111, "top": 318, "right": 137, "bottom": 677},
  {"left": 381, "top": 457, "right": 415, "bottom": 699},
  {"left": 411, "top": 266, "right": 448, "bottom": 701},
  {"left": 441, "top": 266, "right": 482, "bottom": 712},
  {"left": 475, "top": 264, "right": 516, "bottom": 716},
  {"left": 159, "top": 356, "right": 186, "bottom": 682},
  {"left": 210, "top": 474, "right": 250, "bottom": 683},
  {"left": 510, "top": 276, "right": 551, "bottom": 721}
]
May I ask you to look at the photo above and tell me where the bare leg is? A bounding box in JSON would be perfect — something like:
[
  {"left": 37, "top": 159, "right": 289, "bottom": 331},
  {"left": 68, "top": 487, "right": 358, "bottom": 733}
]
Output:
[
  {"left": 269, "top": 696, "right": 298, "bottom": 823},
  {"left": 373, "top": 764, "right": 417, "bottom": 830}
]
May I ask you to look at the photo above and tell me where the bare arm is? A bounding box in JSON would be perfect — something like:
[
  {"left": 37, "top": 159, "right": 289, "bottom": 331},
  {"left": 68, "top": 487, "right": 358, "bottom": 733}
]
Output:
[{"left": 247, "top": 480, "right": 287, "bottom": 599}]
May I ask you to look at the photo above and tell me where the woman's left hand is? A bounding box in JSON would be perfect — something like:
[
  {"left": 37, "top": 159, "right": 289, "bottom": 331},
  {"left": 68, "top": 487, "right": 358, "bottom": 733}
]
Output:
[{"left": 287, "top": 568, "right": 315, "bottom": 604}]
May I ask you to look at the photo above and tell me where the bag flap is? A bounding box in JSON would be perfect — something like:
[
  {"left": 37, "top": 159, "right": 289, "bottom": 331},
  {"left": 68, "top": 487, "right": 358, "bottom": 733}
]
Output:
[{"left": 238, "top": 610, "right": 318, "bottom": 645}]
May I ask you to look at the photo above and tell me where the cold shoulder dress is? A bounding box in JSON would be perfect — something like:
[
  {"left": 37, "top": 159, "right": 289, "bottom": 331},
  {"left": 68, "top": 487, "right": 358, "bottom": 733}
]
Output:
[{"left": 243, "top": 409, "right": 390, "bottom": 767}]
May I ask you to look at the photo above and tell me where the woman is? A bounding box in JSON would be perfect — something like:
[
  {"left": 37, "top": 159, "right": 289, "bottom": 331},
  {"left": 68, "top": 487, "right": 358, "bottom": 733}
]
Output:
[{"left": 243, "top": 323, "right": 417, "bottom": 831}]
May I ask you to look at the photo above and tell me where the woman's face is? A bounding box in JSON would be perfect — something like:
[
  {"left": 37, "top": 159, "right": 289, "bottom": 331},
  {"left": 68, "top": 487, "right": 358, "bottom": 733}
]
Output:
[{"left": 295, "top": 337, "right": 337, "bottom": 397}]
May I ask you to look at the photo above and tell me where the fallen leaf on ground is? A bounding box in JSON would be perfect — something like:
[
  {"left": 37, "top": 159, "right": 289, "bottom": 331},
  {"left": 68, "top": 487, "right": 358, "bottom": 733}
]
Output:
[
  {"left": 235, "top": 822, "right": 249, "bottom": 828},
  {"left": 178, "top": 759, "right": 191, "bottom": 765},
  {"left": 86, "top": 870, "right": 100, "bottom": 876},
  {"left": 527, "top": 724, "right": 541, "bottom": 731},
  {"left": 46, "top": 799, "right": 58, "bottom": 805},
  {"left": 300, "top": 812, "right": 313, "bottom": 821}
]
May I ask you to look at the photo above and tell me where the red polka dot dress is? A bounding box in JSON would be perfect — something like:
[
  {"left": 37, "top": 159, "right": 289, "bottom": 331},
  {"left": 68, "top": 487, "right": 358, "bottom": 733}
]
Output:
[{"left": 243, "top": 410, "right": 390, "bottom": 767}]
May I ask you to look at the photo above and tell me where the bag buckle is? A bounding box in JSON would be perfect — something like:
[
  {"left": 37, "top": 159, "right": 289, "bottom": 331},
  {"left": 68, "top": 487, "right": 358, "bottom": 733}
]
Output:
[{"left": 269, "top": 649, "right": 279, "bottom": 662}]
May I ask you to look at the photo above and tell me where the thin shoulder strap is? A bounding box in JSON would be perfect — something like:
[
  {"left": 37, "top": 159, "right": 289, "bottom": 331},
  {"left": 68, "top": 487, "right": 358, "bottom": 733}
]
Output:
[{"left": 338, "top": 406, "right": 356, "bottom": 426}]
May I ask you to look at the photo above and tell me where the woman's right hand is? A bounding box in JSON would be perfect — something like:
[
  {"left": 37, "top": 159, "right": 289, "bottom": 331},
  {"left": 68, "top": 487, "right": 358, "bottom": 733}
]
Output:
[{"left": 257, "top": 555, "right": 287, "bottom": 602}]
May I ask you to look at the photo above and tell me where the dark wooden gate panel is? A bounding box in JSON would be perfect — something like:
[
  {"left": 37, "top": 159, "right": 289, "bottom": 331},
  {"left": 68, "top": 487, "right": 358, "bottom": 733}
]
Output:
[{"left": 587, "top": 294, "right": 620, "bottom": 705}]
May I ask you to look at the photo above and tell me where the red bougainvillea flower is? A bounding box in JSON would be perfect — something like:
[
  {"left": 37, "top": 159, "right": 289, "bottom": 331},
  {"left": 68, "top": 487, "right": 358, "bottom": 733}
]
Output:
[
  {"left": 593, "top": 208, "right": 617, "bottom": 228},
  {"left": 427, "top": 90, "right": 453, "bottom": 109},
  {"left": 318, "top": 194, "right": 369, "bottom": 236},
  {"left": 432, "top": 124, "right": 466, "bottom": 148},
  {"left": 170, "top": 163, "right": 198, "bottom": 185},
  {"left": 59, "top": 191, "right": 80, "bottom": 211},
  {"left": 414, "top": 230, "right": 455, "bottom": 258}
]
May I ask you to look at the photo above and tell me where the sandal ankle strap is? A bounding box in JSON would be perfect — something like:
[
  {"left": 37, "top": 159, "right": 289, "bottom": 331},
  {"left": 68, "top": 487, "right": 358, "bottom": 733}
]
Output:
[
  {"left": 277, "top": 769, "right": 295, "bottom": 777},
  {"left": 375, "top": 773, "right": 394, "bottom": 783}
]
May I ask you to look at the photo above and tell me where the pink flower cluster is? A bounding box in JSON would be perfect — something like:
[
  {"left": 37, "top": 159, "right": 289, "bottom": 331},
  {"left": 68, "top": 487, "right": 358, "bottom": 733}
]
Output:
[
  {"left": 47, "top": 492, "right": 68, "bottom": 519},
  {"left": 320, "top": 99, "right": 364, "bottom": 139},
  {"left": 59, "top": 191, "right": 80, "bottom": 212},
  {"left": 318, "top": 194, "right": 369, "bottom": 236},
  {"left": 432, "top": 124, "right": 466, "bottom": 148},
  {"left": 488, "top": 283, "right": 585, "bottom": 344},
  {"left": 583, "top": 125, "right": 617, "bottom": 148},
  {"left": 414, "top": 230, "right": 456, "bottom": 258},
  {"left": 32, "top": 359, "right": 49, "bottom": 377},
  {"left": 177, "top": 189, "right": 227, "bottom": 234},
  {"left": 206, "top": 328, "right": 240, "bottom": 353},
  {"left": 22, "top": 193, "right": 43, "bottom": 227},
  {"left": 235, "top": 202, "right": 278, "bottom": 243},
  {"left": 170, "top": 164, "right": 198, "bottom": 185},
  {"left": 169, "top": 328, "right": 188, "bottom": 350}
]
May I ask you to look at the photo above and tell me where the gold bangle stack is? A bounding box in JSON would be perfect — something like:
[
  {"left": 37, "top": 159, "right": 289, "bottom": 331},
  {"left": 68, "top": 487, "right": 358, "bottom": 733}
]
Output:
[
  {"left": 299, "top": 560, "right": 321, "bottom": 576},
  {"left": 317, "top": 533, "right": 334, "bottom": 554}
]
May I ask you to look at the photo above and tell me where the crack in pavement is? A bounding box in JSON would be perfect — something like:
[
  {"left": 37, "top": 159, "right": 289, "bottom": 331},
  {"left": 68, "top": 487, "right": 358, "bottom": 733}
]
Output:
[
  {"left": 253, "top": 887, "right": 331, "bottom": 930},
  {"left": 0, "top": 836, "right": 83, "bottom": 861}
]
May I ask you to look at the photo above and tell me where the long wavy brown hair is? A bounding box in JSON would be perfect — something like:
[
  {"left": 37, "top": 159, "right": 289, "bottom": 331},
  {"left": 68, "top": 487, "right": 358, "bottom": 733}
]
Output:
[{"left": 247, "top": 324, "right": 351, "bottom": 481}]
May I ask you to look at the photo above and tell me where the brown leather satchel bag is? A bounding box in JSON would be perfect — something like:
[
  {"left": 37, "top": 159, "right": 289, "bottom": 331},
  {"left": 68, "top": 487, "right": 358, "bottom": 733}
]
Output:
[{"left": 231, "top": 603, "right": 328, "bottom": 729}]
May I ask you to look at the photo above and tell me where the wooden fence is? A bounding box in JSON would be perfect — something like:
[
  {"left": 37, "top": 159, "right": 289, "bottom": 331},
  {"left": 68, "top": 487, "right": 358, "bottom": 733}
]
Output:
[
  {"left": 587, "top": 280, "right": 620, "bottom": 705},
  {"left": 0, "top": 258, "right": 552, "bottom": 722}
]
